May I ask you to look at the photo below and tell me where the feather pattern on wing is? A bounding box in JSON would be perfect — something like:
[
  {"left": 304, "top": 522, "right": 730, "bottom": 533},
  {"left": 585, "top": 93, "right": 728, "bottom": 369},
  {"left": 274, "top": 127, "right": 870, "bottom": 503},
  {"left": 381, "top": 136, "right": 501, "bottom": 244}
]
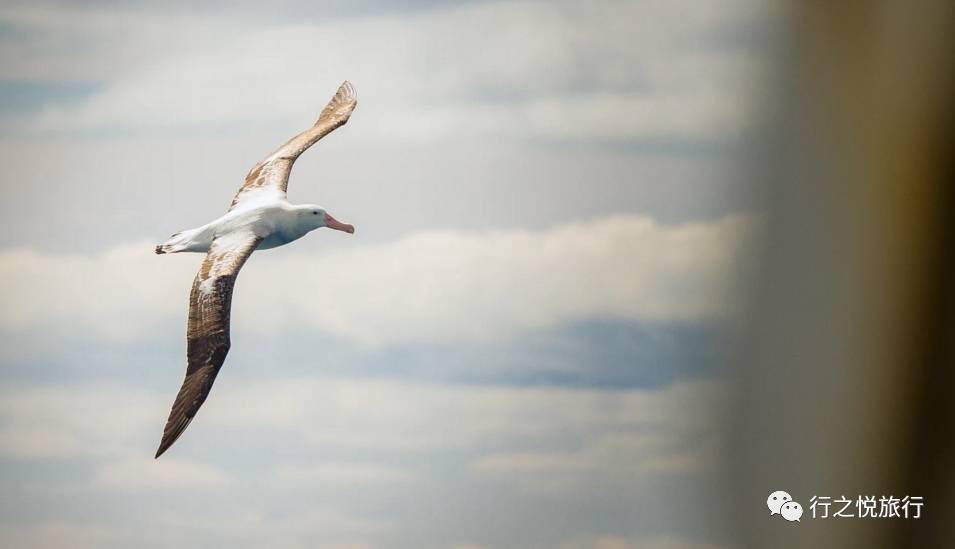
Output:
[
  {"left": 229, "top": 81, "right": 358, "bottom": 210},
  {"left": 155, "top": 232, "right": 262, "bottom": 458}
]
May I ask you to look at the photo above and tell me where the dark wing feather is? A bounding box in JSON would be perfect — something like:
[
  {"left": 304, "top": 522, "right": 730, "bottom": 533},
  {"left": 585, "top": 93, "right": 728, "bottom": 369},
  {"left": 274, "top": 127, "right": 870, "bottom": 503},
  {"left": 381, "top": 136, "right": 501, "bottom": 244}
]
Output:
[
  {"left": 228, "top": 81, "right": 358, "bottom": 210},
  {"left": 155, "top": 232, "right": 262, "bottom": 458}
]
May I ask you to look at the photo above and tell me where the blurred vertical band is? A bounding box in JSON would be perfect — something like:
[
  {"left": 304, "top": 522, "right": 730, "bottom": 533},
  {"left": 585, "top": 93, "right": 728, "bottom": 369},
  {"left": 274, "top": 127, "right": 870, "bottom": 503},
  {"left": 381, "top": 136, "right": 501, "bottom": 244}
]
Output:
[{"left": 731, "top": 2, "right": 955, "bottom": 548}]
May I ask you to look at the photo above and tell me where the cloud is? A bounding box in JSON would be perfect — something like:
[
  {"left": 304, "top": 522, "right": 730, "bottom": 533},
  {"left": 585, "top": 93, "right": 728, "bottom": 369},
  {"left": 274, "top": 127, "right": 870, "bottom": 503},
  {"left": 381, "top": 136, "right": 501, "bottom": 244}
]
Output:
[
  {"left": 244, "top": 214, "right": 752, "bottom": 344},
  {"left": 0, "top": 214, "right": 753, "bottom": 345},
  {"left": 115, "top": 506, "right": 388, "bottom": 549},
  {"left": 468, "top": 382, "right": 725, "bottom": 492},
  {"left": 0, "top": 521, "right": 116, "bottom": 549},
  {"left": 2, "top": 0, "right": 774, "bottom": 143},
  {"left": 472, "top": 431, "right": 707, "bottom": 482},
  {"left": 0, "top": 376, "right": 726, "bottom": 547},
  {"left": 200, "top": 377, "right": 727, "bottom": 491},
  {"left": 0, "top": 385, "right": 163, "bottom": 458},
  {"left": 273, "top": 462, "right": 415, "bottom": 485},
  {"left": 0, "top": 376, "right": 724, "bottom": 480},
  {"left": 212, "top": 508, "right": 390, "bottom": 548},
  {"left": 91, "top": 457, "right": 231, "bottom": 490}
]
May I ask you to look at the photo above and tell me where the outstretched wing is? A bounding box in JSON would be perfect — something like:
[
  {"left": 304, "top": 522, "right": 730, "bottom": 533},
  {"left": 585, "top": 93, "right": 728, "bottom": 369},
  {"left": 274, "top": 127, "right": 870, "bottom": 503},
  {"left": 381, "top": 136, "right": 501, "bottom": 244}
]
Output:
[
  {"left": 229, "top": 80, "right": 358, "bottom": 210},
  {"left": 155, "top": 231, "right": 262, "bottom": 458}
]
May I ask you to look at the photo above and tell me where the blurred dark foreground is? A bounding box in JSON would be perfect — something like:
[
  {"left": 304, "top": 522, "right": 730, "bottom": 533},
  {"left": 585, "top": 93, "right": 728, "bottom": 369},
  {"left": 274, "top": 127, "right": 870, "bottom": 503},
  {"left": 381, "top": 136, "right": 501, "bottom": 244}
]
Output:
[{"left": 730, "top": 2, "right": 955, "bottom": 548}]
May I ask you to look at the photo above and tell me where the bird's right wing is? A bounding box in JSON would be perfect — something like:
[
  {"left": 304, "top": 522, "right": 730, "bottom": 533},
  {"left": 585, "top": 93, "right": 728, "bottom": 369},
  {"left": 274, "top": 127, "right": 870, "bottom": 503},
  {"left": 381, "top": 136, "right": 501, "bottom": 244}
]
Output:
[
  {"left": 228, "top": 81, "right": 358, "bottom": 211},
  {"left": 155, "top": 231, "right": 262, "bottom": 458}
]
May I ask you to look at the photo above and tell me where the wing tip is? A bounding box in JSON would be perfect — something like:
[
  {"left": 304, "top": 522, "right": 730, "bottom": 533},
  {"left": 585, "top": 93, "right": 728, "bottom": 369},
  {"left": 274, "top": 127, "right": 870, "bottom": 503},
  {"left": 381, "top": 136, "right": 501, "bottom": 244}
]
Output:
[
  {"left": 339, "top": 80, "right": 357, "bottom": 101},
  {"left": 154, "top": 439, "right": 171, "bottom": 459},
  {"left": 154, "top": 415, "right": 195, "bottom": 459},
  {"left": 154, "top": 436, "right": 178, "bottom": 460}
]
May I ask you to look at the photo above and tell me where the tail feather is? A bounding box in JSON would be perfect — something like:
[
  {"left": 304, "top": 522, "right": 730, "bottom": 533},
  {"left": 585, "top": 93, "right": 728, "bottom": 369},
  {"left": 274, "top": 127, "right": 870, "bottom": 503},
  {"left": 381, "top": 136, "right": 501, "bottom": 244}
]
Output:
[{"left": 156, "top": 231, "right": 191, "bottom": 255}]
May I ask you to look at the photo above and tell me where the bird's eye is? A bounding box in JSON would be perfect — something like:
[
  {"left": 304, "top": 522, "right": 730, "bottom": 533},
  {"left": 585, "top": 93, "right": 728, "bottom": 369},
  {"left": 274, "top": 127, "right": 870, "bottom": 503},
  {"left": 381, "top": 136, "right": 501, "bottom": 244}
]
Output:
[{"left": 312, "top": 211, "right": 318, "bottom": 215}]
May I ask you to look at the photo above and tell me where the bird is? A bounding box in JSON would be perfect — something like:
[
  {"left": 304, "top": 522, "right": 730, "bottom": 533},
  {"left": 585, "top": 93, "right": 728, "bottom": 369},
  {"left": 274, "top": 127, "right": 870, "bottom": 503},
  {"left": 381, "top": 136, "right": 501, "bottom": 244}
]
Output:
[{"left": 153, "top": 81, "right": 358, "bottom": 458}]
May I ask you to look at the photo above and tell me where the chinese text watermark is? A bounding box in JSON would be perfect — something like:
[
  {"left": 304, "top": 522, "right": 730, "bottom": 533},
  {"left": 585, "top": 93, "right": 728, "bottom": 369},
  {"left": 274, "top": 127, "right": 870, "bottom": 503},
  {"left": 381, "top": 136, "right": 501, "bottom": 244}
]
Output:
[{"left": 769, "top": 491, "right": 923, "bottom": 523}]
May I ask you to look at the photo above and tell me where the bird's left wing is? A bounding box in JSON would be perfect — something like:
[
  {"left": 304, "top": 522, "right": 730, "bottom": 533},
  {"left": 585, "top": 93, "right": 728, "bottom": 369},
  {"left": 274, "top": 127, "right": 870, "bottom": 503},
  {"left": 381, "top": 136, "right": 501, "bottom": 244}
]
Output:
[
  {"left": 228, "top": 81, "right": 358, "bottom": 211},
  {"left": 155, "top": 231, "right": 262, "bottom": 458}
]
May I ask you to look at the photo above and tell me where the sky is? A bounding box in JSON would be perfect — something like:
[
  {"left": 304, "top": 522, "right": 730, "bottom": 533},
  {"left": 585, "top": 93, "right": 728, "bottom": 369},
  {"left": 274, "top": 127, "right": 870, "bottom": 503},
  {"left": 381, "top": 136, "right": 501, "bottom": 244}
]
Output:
[{"left": 0, "top": 1, "right": 776, "bottom": 548}]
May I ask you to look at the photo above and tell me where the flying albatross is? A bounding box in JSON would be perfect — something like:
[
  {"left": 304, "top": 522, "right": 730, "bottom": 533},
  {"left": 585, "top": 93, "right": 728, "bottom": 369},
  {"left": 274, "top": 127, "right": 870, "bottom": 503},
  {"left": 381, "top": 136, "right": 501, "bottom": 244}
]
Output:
[{"left": 153, "top": 81, "right": 358, "bottom": 458}]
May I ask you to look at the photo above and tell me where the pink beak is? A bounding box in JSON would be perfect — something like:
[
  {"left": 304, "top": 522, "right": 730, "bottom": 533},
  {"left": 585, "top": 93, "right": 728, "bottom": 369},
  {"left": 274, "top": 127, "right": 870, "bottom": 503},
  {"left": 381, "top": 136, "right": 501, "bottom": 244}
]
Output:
[{"left": 324, "top": 213, "right": 355, "bottom": 234}]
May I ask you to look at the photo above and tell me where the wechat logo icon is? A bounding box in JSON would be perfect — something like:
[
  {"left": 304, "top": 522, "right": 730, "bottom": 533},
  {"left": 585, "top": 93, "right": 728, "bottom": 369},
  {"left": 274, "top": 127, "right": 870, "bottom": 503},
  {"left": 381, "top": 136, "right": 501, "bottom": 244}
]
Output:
[{"left": 768, "top": 490, "right": 803, "bottom": 522}]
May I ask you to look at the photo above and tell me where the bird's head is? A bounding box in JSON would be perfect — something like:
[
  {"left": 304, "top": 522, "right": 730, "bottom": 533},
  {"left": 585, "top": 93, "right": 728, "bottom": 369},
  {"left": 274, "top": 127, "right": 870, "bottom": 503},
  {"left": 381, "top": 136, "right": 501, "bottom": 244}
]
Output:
[{"left": 299, "top": 204, "right": 355, "bottom": 234}]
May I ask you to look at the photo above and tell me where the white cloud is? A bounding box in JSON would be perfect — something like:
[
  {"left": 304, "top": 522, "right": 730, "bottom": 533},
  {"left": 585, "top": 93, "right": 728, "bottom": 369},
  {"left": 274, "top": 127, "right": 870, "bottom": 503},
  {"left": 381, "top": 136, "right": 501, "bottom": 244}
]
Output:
[
  {"left": 0, "top": 242, "right": 196, "bottom": 339},
  {"left": 4, "top": 0, "right": 774, "bottom": 143},
  {"left": 206, "top": 377, "right": 680, "bottom": 452},
  {"left": 0, "top": 376, "right": 724, "bottom": 485},
  {"left": 222, "top": 508, "right": 389, "bottom": 548},
  {"left": 273, "top": 462, "right": 415, "bottom": 485},
  {"left": 201, "top": 377, "right": 727, "bottom": 492},
  {"left": 468, "top": 381, "right": 726, "bottom": 491},
  {"left": 0, "top": 214, "right": 753, "bottom": 345},
  {"left": 244, "top": 214, "right": 752, "bottom": 344},
  {"left": 0, "top": 376, "right": 727, "bottom": 547},
  {"left": 92, "top": 457, "right": 231, "bottom": 490},
  {"left": 0, "top": 521, "right": 116, "bottom": 549},
  {"left": 134, "top": 506, "right": 388, "bottom": 549},
  {"left": 473, "top": 431, "right": 700, "bottom": 475},
  {"left": 0, "top": 385, "right": 164, "bottom": 458}
]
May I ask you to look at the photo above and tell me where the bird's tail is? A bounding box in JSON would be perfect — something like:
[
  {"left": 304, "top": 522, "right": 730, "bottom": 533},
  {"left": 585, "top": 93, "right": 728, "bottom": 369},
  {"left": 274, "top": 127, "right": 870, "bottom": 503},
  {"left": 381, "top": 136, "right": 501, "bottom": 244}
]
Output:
[{"left": 155, "top": 230, "right": 194, "bottom": 254}]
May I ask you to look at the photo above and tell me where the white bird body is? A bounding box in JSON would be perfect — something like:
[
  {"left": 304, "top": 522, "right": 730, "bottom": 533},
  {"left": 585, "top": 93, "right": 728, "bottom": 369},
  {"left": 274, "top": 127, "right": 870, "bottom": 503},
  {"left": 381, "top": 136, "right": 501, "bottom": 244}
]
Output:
[
  {"left": 153, "top": 81, "right": 358, "bottom": 458},
  {"left": 157, "top": 189, "right": 345, "bottom": 254}
]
